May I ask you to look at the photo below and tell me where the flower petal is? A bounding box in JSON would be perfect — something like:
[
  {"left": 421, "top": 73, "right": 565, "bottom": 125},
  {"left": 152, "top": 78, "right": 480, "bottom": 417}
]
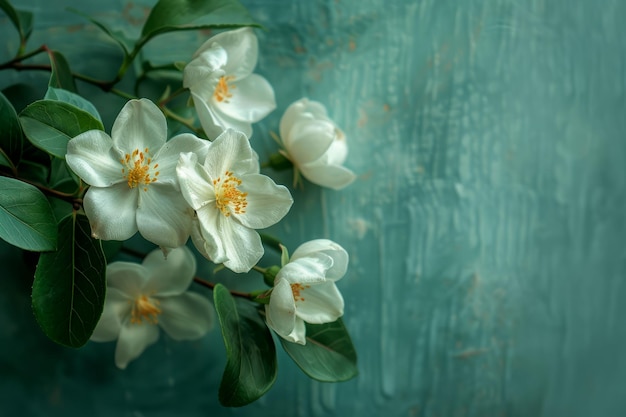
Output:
[
  {"left": 213, "top": 74, "right": 276, "bottom": 123},
  {"left": 66, "top": 130, "right": 124, "bottom": 187},
  {"left": 111, "top": 99, "right": 167, "bottom": 153},
  {"left": 158, "top": 292, "right": 214, "bottom": 340},
  {"left": 83, "top": 184, "right": 138, "bottom": 241},
  {"left": 114, "top": 318, "right": 160, "bottom": 369},
  {"left": 299, "top": 163, "right": 357, "bottom": 190},
  {"left": 204, "top": 129, "right": 259, "bottom": 178},
  {"left": 285, "top": 318, "right": 306, "bottom": 345},
  {"left": 191, "top": 211, "right": 228, "bottom": 264},
  {"left": 154, "top": 133, "right": 211, "bottom": 182},
  {"left": 291, "top": 239, "right": 349, "bottom": 281},
  {"left": 279, "top": 98, "right": 329, "bottom": 146},
  {"left": 90, "top": 288, "right": 130, "bottom": 342},
  {"left": 265, "top": 279, "right": 296, "bottom": 338},
  {"left": 184, "top": 43, "right": 227, "bottom": 92},
  {"left": 212, "top": 27, "right": 258, "bottom": 78},
  {"left": 276, "top": 253, "right": 334, "bottom": 285},
  {"left": 296, "top": 282, "right": 344, "bottom": 324},
  {"left": 286, "top": 118, "right": 336, "bottom": 165},
  {"left": 136, "top": 184, "right": 193, "bottom": 248},
  {"left": 237, "top": 174, "right": 293, "bottom": 229},
  {"left": 141, "top": 246, "right": 196, "bottom": 297},
  {"left": 215, "top": 215, "right": 263, "bottom": 273},
  {"left": 191, "top": 92, "right": 253, "bottom": 139},
  {"left": 106, "top": 261, "right": 150, "bottom": 296},
  {"left": 177, "top": 152, "right": 216, "bottom": 211}
]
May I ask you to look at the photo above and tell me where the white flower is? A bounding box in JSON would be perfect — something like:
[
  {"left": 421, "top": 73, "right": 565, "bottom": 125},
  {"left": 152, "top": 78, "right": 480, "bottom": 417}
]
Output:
[
  {"left": 176, "top": 129, "right": 293, "bottom": 273},
  {"left": 66, "top": 98, "right": 210, "bottom": 248},
  {"left": 265, "top": 239, "right": 347, "bottom": 344},
  {"left": 90, "top": 246, "right": 213, "bottom": 370},
  {"left": 183, "top": 27, "right": 276, "bottom": 139},
  {"left": 278, "top": 98, "right": 356, "bottom": 190}
]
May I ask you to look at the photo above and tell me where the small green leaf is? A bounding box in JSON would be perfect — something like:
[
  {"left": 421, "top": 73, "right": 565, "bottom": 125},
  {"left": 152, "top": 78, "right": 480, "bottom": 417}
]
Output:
[
  {"left": 19, "top": 100, "right": 104, "bottom": 158},
  {"left": 140, "top": 0, "right": 259, "bottom": 43},
  {"left": 67, "top": 8, "right": 132, "bottom": 56},
  {"left": 32, "top": 212, "right": 106, "bottom": 347},
  {"left": 279, "top": 318, "right": 358, "bottom": 382},
  {"left": 47, "top": 50, "right": 77, "bottom": 93},
  {"left": 0, "top": 91, "right": 23, "bottom": 168},
  {"left": 0, "top": 0, "right": 33, "bottom": 42},
  {"left": 0, "top": 176, "right": 57, "bottom": 251},
  {"left": 213, "top": 283, "right": 277, "bottom": 407},
  {"left": 44, "top": 87, "right": 102, "bottom": 122}
]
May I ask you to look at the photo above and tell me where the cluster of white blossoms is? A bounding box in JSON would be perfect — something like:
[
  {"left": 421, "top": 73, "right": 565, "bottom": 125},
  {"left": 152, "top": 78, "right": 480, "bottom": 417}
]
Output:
[{"left": 66, "top": 27, "right": 355, "bottom": 368}]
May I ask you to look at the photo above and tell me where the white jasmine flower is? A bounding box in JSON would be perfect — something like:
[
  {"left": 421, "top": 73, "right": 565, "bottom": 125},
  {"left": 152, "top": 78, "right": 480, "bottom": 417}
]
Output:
[
  {"left": 90, "top": 246, "right": 213, "bottom": 370},
  {"left": 66, "top": 98, "right": 210, "bottom": 248},
  {"left": 278, "top": 98, "right": 356, "bottom": 190},
  {"left": 265, "top": 239, "right": 347, "bottom": 344},
  {"left": 176, "top": 129, "right": 293, "bottom": 273},
  {"left": 183, "top": 27, "right": 276, "bottom": 139}
]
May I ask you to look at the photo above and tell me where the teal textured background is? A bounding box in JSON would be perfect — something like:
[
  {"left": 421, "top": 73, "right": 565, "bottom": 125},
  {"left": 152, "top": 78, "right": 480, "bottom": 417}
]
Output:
[{"left": 2, "top": 1, "right": 626, "bottom": 416}]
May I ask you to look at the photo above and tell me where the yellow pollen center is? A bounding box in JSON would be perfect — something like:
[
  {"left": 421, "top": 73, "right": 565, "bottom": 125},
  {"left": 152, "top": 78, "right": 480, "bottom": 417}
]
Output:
[
  {"left": 291, "top": 283, "right": 310, "bottom": 302},
  {"left": 120, "top": 147, "right": 160, "bottom": 191},
  {"left": 130, "top": 295, "right": 161, "bottom": 325},
  {"left": 214, "top": 170, "right": 248, "bottom": 217},
  {"left": 214, "top": 75, "right": 236, "bottom": 103}
]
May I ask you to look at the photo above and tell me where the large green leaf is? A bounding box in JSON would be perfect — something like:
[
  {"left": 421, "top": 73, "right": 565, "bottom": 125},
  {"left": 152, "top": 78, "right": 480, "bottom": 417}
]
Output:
[
  {"left": 213, "top": 283, "right": 277, "bottom": 407},
  {"left": 19, "top": 100, "right": 104, "bottom": 158},
  {"left": 0, "top": 0, "right": 33, "bottom": 42},
  {"left": 47, "top": 50, "right": 77, "bottom": 93},
  {"left": 140, "top": 0, "right": 258, "bottom": 43},
  {"left": 279, "top": 318, "right": 358, "bottom": 382},
  {"left": 32, "top": 212, "right": 106, "bottom": 348},
  {"left": 0, "top": 176, "right": 57, "bottom": 251},
  {"left": 0, "top": 91, "right": 23, "bottom": 168},
  {"left": 44, "top": 87, "right": 102, "bottom": 121}
]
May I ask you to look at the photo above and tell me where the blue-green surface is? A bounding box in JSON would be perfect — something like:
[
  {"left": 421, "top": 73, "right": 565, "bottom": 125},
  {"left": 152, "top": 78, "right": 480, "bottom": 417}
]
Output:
[{"left": 2, "top": 1, "right": 626, "bottom": 416}]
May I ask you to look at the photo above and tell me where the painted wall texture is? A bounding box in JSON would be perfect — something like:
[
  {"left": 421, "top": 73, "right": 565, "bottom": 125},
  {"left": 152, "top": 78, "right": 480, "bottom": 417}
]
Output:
[{"left": 1, "top": 0, "right": 626, "bottom": 416}]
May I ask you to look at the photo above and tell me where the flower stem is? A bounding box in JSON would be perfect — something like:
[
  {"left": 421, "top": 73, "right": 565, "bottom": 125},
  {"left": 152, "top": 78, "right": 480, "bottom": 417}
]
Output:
[
  {"left": 0, "top": 171, "right": 82, "bottom": 205},
  {"left": 192, "top": 276, "right": 252, "bottom": 299},
  {"left": 0, "top": 45, "right": 47, "bottom": 69}
]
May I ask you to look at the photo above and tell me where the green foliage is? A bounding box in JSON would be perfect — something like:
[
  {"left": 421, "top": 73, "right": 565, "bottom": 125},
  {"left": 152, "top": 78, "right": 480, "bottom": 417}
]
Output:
[
  {"left": 45, "top": 87, "right": 102, "bottom": 121},
  {"left": 32, "top": 212, "right": 106, "bottom": 348},
  {"left": 0, "top": 0, "right": 33, "bottom": 44},
  {"left": 19, "top": 100, "right": 104, "bottom": 158},
  {"left": 140, "top": 0, "right": 259, "bottom": 43},
  {"left": 0, "top": 176, "right": 57, "bottom": 251},
  {"left": 0, "top": 91, "right": 23, "bottom": 169},
  {"left": 67, "top": 8, "right": 132, "bottom": 56},
  {"left": 213, "top": 284, "right": 277, "bottom": 407},
  {"left": 47, "top": 50, "right": 77, "bottom": 93},
  {"left": 279, "top": 318, "right": 358, "bottom": 382}
]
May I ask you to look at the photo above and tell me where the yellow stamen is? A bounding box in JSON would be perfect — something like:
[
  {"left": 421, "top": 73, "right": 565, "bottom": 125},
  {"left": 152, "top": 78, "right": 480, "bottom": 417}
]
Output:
[
  {"left": 120, "top": 147, "right": 160, "bottom": 190},
  {"left": 130, "top": 295, "right": 161, "bottom": 325},
  {"left": 214, "top": 75, "right": 236, "bottom": 103},
  {"left": 214, "top": 170, "right": 248, "bottom": 217},
  {"left": 291, "top": 283, "right": 310, "bottom": 302}
]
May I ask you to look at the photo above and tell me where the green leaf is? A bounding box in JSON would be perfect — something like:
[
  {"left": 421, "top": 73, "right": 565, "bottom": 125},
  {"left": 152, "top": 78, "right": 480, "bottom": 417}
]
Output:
[
  {"left": 279, "top": 318, "right": 358, "bottom": 382},
  {"left": 0, "top": 91, "right": 23, "bottom": 168},
  {"left": 67, "top": 8, "right": 131, "bottom": 56},
  {"left": 213, "top": 284, "right": 277, "bottom": 407},
  {"left": 140, "top": 0, "right": 259, "bottom": 43},
  {"left": 47, "top": 50, "right": 77, "bottom": 93},
  {"left": 0, "top": 0, "right": 33, "bottom": 42},
  {"left": 44, "top": 87, "right": 102, "bottom": 122},
  {"left": 19, "top": 100, "right": 104, "bottom": 158},
  {"left": 32, "top": 212, "right": 106, "bottom": 347},
  {"left": 0, "top": 176, "right": 57, "bottom": 251}
]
